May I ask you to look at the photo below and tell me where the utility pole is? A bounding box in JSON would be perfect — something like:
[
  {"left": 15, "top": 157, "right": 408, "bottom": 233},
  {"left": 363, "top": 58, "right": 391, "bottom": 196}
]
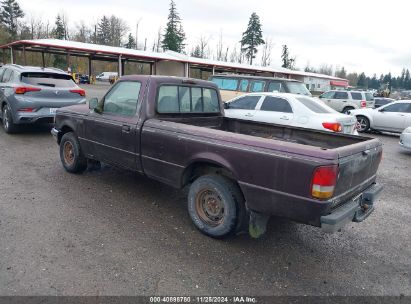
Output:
[{"left": 135, "top": 17, "right": 142, "bottom": 50}]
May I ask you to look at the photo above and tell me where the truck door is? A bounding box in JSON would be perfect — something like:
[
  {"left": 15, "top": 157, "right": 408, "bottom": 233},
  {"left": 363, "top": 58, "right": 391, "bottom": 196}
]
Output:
[{"left": 85, "top": 80, "right": 143, "bottom": 171}]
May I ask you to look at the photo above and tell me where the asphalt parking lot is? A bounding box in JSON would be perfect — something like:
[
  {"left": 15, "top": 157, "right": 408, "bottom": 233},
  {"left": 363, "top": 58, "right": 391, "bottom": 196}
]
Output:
[{"left": 0, "top": 86, "right": 410, "bottom": 296}]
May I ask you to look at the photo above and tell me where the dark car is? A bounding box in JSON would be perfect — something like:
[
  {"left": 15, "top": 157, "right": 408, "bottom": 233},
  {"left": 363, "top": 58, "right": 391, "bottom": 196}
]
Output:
[
  {"left": 75, "top": 74, "right": 90, "bottom": 84},
  {"left": 51, "top": 75, "right": 383, "bottom": 239},
  {"left": 0, "top": 64, "right": 86, "bottom": 133},
  {"left": 374, "top": 97, "right": 396, "bottom": 108}
]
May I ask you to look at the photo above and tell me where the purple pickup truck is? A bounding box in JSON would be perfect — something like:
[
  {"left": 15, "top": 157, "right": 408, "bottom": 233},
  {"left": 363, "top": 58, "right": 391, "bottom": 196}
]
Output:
[{"left": 52, "top": 75, "right": 383, "bottom": 239}]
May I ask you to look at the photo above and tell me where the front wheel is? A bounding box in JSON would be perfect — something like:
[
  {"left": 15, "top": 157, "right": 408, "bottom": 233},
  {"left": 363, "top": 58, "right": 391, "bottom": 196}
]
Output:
[
  {"left": 59, "top": 132, "right": 87, "bottom": 173},
  {"left": 187, "top": 175, "right": 246, "bottom": 239},
  {"left": 2, "top": 104, "right": 18, "bottom": 133},
  {"left": 356, "top": 115, "right": 370, "bottom": 132}
]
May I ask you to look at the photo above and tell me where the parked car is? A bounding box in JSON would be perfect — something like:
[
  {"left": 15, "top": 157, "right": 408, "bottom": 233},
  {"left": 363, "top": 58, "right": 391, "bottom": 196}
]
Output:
[
  {"left": 96, "top": 72, "right": 118, "bottom": 81},
  {"left": 209, "top": 74, "right": 311, "bottom": 102},
  {"left": 52, "top": 75, "right": 383, "bottom": 239},
  {"left": 0, "top": 64, "right": 86, "bottom": 133},
  {"left": 224, "top": 93, "right": 358, "bottom": 134},
  {"left": 400, "top": 127, "right": 411, "bottom": 150},
  {"left": 349, "top": 101, "right": 411, "bottom": 133},
  {"left": 75, "top": 74, "right": 90, "bottom": 84},
  {"left": 374, "top": 97, "right": 396, "bottom": 108},
  {"left": 319, "top": 90, "right": 375, "bottom": 114}
]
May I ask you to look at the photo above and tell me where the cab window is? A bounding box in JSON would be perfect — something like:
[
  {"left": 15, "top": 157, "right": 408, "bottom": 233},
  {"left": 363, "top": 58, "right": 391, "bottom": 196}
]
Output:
[
  {"left": 103, "top": 81, "right": 141, "bottom": 116},
  {"left": 157, "top": 85, "right": 220, "bottom": 113}
]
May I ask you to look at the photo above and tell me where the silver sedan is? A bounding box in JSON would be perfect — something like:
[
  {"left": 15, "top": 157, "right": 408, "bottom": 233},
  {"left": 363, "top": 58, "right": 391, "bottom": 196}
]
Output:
[{"left": 349, "top": 101, "right": 411, "bottom": 133}]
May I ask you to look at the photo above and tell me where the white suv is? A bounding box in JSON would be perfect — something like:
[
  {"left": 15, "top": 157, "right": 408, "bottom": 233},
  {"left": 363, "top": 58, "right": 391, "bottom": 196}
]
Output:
[{"left": 319, "top": 90, "right": 375, "bottom": 114}]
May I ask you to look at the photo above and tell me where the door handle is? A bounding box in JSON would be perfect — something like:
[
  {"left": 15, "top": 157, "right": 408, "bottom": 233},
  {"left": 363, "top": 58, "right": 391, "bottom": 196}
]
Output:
[
  {"left": 122, "top": 125, "right": 131, "bottom": 133},
  {"left": 342, "top": 100, "right": 347, "bottom": 102},
  {"left": 245, "top": 113, "right": 253, "bottom": 117},
  {"left": 280, "top": 116, "right": 290, "bottom": 120}
]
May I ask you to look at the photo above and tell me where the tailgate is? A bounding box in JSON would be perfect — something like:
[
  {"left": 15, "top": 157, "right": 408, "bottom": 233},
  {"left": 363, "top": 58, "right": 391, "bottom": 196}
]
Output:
[{"left": 332, "top": 139, "right": 382, "bottom": 208}]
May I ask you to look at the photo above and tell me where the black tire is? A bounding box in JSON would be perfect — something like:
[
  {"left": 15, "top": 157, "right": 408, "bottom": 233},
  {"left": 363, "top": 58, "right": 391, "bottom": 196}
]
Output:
[
  {"left": 188, "top": 175, "right": 246, "bottom": 239},
  {"left": 342, "top": 106, "right": 355, "bottom": 114},
  {"left": 59, "top": 132, "right": 87, "bottom": 173},
  {"left": 356, "top": 115, "right": 370, "bottom": 133},
  {"left": 2, "top": 104, "right": 18, "bottom": 134}
]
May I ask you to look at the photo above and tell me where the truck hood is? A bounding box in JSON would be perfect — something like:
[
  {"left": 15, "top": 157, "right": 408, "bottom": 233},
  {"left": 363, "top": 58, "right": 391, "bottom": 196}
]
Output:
[{"left": 56, "top": 104, "right": 90, "bottom": 116}]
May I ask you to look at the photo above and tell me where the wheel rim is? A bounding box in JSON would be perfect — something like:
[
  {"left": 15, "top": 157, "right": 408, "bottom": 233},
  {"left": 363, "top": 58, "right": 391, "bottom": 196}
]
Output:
[
  {"left": 3, "top": 108, "right": 9, "bottom": 130},
  {"left": 195, "top": 188, "right": 225, "bottom": 227},
  {"left": 63, "top": 141, "right": 75, "bottom": 166},
  {"left": 357, "top": 117, "right": 368, "bottom": 131}
]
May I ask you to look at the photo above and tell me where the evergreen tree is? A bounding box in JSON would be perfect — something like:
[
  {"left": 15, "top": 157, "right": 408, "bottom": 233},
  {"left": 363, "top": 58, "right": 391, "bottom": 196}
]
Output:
[
  {"left": 53, "top": 14, "right": 66, "bottom": 40},
  {"left": 240, "top": 12, "right": 264, "bottom": 65},
  {"left": 281, "top": 45, "right": 295, "bottom": 69},
  {"left": 191, "top": 45, "right": 201, "bottom": 58},
  {"left": 124, "top": 33, "right": 136, "bottom": 49},
  {"left": 97, "top": 16, "right": 110, "bottom": 45},
  {"left": 405, "top": 69, "right": 411, "bottom": 89},
  {"left": 357, "top": 72, "right": 367, "bottom": 88},
  {"left": 161, "top": 0, "right": 186, "bottom": 53},
  {"left": 0, "top": 0, "right": 24, "bottom": 39},
  {"left": 336, "top": 66, "right": 347, "bottom": 79}
]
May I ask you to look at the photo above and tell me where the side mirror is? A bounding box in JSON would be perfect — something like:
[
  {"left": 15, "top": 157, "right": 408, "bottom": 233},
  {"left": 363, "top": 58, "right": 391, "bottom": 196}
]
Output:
[
  {"left": 224, "top": 103, "right": 230, "bottom": 109},
  {"left": 319, "top": 95, "right": 323, "bottom": 99},
  {"left": 88, "top": 97, "right": 98, "bottom": 109},
  {"left": 378, "top": 108, "right": 385, "bottom": 112}
]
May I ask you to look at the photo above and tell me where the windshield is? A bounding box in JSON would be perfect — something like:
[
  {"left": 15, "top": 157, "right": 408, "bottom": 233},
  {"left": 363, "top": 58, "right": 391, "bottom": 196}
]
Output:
[
  {"left": 296, "top": 96, "right": 335, "bottom": 113},
  {"left": 286, "top": 82, "right": 312, "bottom": 96}
]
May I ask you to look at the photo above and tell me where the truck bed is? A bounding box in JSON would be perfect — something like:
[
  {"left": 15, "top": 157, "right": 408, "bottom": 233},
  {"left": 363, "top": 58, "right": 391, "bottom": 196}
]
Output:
[{"left": 158, "top": 116, "right": 371, "bottom": 150}]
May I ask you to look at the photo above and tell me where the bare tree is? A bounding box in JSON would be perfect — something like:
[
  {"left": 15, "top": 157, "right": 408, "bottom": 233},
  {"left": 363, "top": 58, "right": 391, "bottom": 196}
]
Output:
[
  {"left": 215, "top": 30, "right": 223, "bottom": 61},
  {"left": 260, "top": 36, "right": 273, "bottom": 66}
]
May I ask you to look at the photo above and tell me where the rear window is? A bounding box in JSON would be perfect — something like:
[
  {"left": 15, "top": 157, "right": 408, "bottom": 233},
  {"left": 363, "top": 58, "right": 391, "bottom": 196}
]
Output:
[
  {"left": 228, "top": 95, "right": 261, "bottom": 110},
  {"left": 350, "top": 92, "right": 362, "bottom": 100},
  {"left": 365, "top": 92, "right": 374, "bottom": 101},
  {"left": 157, "top": 85, "right": 220, "bottom": 113},
  {"left": 21, "top": 72, "right": 76, "bottom": 88},
  {"left": 296, "top": 97, "right": 334, "bottom": 113},
  {"left": 210, "top": 77, "right": 238, "bottom": 91}
]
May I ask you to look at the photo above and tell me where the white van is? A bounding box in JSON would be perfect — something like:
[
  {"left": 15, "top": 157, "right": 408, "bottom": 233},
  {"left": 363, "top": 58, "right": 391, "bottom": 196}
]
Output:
[{"left": 96, "top": 72, "right": 118, "bottom": 81}]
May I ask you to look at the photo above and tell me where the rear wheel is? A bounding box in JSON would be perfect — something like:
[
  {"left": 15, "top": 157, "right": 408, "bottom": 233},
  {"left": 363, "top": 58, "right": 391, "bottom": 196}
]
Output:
[
  {"left": 356, "top": 115, "right": 370, "bottom": 132},
  {"left": 342, "top": 106, "right": 355, "bottom": 114},
  {"left": 187, "top": 175, "right": 246, "bottom": 238},
  {"left": 59, "top": 132, "right": 87, "bottom": 173},
  {"left": 2, "top": 104, "right": 18, "bottom": 134}
]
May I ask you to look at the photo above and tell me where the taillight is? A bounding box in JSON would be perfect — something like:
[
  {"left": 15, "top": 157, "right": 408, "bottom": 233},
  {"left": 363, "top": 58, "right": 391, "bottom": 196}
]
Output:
[
  {"left": 361, "top": 100, "right": 366, "bottom": 108},
  {"left": 311, "top": 165, "right": 339, "bottom": 200},
  {"left": 18, "top": 108, "right": 36, "bottom": 112},
  {"left": 322, "top": 122, "right": 342, "bottom": 132},
  {"left": 70, "top": 89, "right": 86, "bottom": 97},
  {"left": 15, "top": 87, "right": 41, "bottom": 94}
]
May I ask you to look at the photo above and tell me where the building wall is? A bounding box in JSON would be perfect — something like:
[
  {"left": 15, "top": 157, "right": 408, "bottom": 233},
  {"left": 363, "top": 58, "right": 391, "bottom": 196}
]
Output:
[
  {"left": 303, "top": 76, "right": 331, "bottom": 93},
  {"left": 155, "top": 60, "right": 185, "bottom": 77}
]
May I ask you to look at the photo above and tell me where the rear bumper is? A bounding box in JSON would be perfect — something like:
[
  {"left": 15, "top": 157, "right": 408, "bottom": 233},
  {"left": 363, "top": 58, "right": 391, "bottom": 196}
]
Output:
[{"left": 320, "top": 183, "right": 383, "bottom": 233}]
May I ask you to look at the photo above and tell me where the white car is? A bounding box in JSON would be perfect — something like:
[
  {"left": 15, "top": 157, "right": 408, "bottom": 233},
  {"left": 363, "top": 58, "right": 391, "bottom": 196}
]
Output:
[
  {"left": 224, "top": 93, "right": 358, "bottom": 134},
  {"left": 400, "top": 127, "right": 411, "bottom": 150},
  {"left": 96, "top": 72, "right": 118, "bottom": 81},
  {"left": 349, "top": 101, "right": 411, "bottom": 133}
]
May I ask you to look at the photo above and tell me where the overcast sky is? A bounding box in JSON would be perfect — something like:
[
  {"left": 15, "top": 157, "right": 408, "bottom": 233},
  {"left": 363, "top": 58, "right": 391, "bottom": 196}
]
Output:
[{"left": 18, "top": 0, "right": 411, "bottom": 76}]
